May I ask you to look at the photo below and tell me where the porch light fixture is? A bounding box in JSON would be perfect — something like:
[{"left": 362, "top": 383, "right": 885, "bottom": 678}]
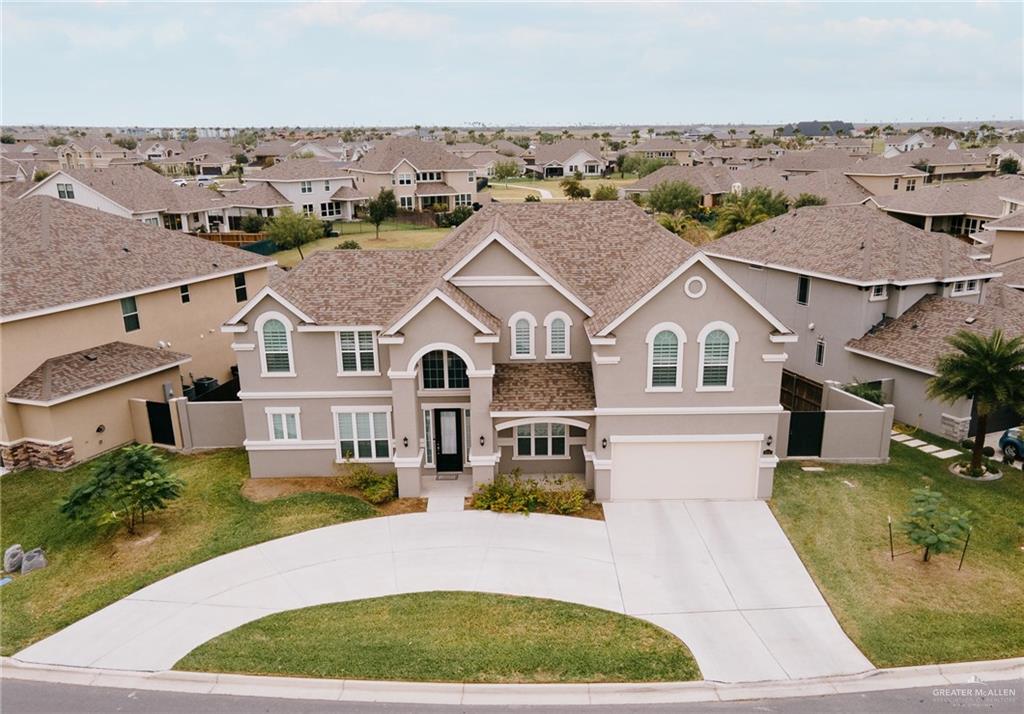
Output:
[
  {"left": 402, "top": 437, "right": 409, "bottom": 448},
  {"left": 766, "top": 435, "right": 773, "bottom": 447},
  {"left": 479, "top": 435, "right": 485, "bottom": 447},
  {"left": 601, "top": 438, "right": 608, "bottom": 449}
]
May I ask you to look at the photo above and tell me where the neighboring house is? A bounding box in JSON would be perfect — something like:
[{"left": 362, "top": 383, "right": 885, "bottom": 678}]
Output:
[
  {"left": 244, "top": 158, "right": 365, "bottom": 221},
  {"left": 781, "top": 121, "right": 855, "bottom": 137},
  {"left": 223, "top": 202, "right": 796, "bottom": 502},
  {"left": 818, "top": 137, "right": 872, "bottom": 155},
  {"left": 348, "top": 137, "right": 477, "bottom": 212},
  {"left": 883, "top": 132, "right": 931, "bottom": 153},
  {"left": 19, "top": 165, "right": 233, "bottom": 232},
  {"left": 253, "top": 139, "right": 300, "bottom": 165},
  {"left": 525, "top": 140, "right": 607, "bottom": 178},
  {"left": 696, "top": 146, "right": 775, "bottom": 170},
  {"left": 489, "top": 139, "right": 527, "bottom": 158},
  {"left": 869, "top": 174, "right": 1024, "bottom": 243},
  {"left": 57, "top": 139, "right": 137, "bottom": 169},
  {"left": 184, "top": 139, "right": 236, "bottom": 176},
  {"left": 774, "top": 149, "right": 861, "bottom": 175},
  {"left": 625, "top": 138, "right": 691, "bottom": 165},
  {"left": 0, "top": 156, "right": 29, "bottom": 183},
  {"left": 989, "top": 143, "right": 1024, "bottom": 171},
  {"left": 983, "top": 205, "right": 1024, "bottom": 264},
  {"left": 0, "top": 143, "right": 60, "bottom": 173},
  {"left": 137, "top": 139, "right": 188, "bottom": 174},
  {"left": 707, "top": 204, "right": 1009, "bottom": 440},
  {"left": 995, "top": 256, "right": 1024, "bottom": 290},
  {"left": 465, "top": 149, "right": 526, "bottom": 178},
  {"left": 0, "top": 196, "right": 273, "bottom": 471},
  {"left": 623, "top": 165, "right": 869, "bottom": 207},
  {"left": 879, "top": 147, "right": 996, "bottom": 182},
  {"left": 843, "top": 155, "right": 929, "bottom": 195}
]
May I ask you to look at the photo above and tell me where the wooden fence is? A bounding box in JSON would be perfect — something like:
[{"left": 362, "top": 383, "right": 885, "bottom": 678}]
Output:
[{"left": 188, "top": 231, "right": 268, "bottom": 248}]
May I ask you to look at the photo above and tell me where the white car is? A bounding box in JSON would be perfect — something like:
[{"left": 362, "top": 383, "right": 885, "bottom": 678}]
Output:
[
  {"left": 195, "top": 175, "right": 215, "bottom": 186},
  {"left": 172, "top": 178, "right": 188, "bottom": 187}
]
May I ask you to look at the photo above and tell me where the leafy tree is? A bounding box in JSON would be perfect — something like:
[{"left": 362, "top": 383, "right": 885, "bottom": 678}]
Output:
[
  {"left": 32, "top": 169, "right": 51, "bottom": 182},
  {"left": 715, "top": 187, "right": 788, "bottom": 237},
  {"left": 492, "top": 159, "right": 520, "bottom": 188},
  {"left": 657, "top": 214, "right": 712, "bottom": 246},
  {"left": 998, "top": 157, "right": 1020, "bottom": 174},
  {"left": 47, "top": 135, "right": 67, "bottom": 147},
  {"left": 366, "top": 188, "right": 398, "bottom": 239},
  {"left": 793, "top": 193, "right": 827, "bottom": 208},
  {"left": 559, "top": 177, "right": 590, "bottom": 200},
  {"left": 445, "top": 205, "right": 474, "bottom": 226},
  {"left": 647, "top": 181, "right": 702, "bottom": 216},
  {"left": 113, "top": 137, "right": 137, "bottom": 150},
  {"left": 590, "top": 183, "right": 619, "bottom": 201},
  {"left": 927, "top": 329, "right": 1024, "bottom": 476},
  {"left": 619, "top": 155, "right": 670, "bottom": 178},
  {"left": 882, "top": 124, "right": 895, "bottom": 134},
  {"left": 266, "top": 207, "right": 324, "bottom": 259},
  {"left": 233, "top": 153, "right": 250, "bottom": 165},
  {"left": 901, "top": 488, "right": 972, "bottom": 562},
  {"left": 239, "top": 214, "right": 267, "bottom": 233},
  {"left": 0, "top": 133, "right": 14, "bottom": 144},
  {"left": 59, "top": 445, "right": 183, "bottom": 535}
]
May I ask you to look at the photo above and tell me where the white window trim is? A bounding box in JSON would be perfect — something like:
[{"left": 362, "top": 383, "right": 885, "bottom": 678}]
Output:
[
  {"left": 300, "top": 181, "right": 312, "bottom": 194},
  {"left": 950, "top": 279, "right": 980, "bottom": 296},
  {"left": 331, "top": 406, "right": 394, "bottom": 463},
  {"left": 868, "top": 284, "right": 888, "bottom": 302},
  {"left": 508, "top": 311, "right": 537, "bottom": 359},
  {"left": 696, "top": 321, "right": 738, "bottom": 392},
  {"left": 399, "top": 195, "right": 414, "bottom": 210},
  {"left": 265, "top": 407, "right": 302, "bottom": 441},
  {"left": 255, "top": 311, "right": 296, "bottom": 378},
  {"left": 543, "top": 311, "right": 573, "bottom": 359},
  {"left": 336, "top": 329, "right": 381, "bottom": 376},
  {"left": 512, "top": 422, "right": 570, "bottom": 460},
  {"left": 796, "top": 275, "right": 811, "bottom": 306},
  {"left": 645, "top": 322, "right": 686, "bottom": 392},
  {"left": 815, "top": 338, "right": 826, "bottom": 367}
]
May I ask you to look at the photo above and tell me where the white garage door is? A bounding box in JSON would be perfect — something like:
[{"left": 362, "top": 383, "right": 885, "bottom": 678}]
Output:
[{"left": 610, "top": 436, "right": 761, "bottom": 500}]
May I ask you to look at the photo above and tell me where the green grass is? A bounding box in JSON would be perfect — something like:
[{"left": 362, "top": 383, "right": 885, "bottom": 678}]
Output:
[
  {"left": 175, "top": 592, "right": 700, "bottom": 683},
  {"left": 0, "top": 450, "right": 379, "bottom": 656},
  {"left": 271, "top": 220, "right": 450, "bottom": 267},
  {"left": 770, "top": 441, "right": 1024, "bottom": 668},
  {"left": 484, "top": 176, "right": 639, "bottom": 202}
]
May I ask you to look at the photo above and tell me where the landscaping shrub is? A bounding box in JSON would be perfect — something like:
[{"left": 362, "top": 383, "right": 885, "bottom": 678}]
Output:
[
  {"left": 536, "top": 476, "right": 587, "bottom": 515},
  {"left": 982, "top": 446, "right": 995, "bottom": 458},
  {"left": 337, "top": 462, "right": 398, "bottom": 504},
  {"left": 590, "top": 184, "right": 619, "bottom": 201},
  {"left": 335, "top": 239, "right": 362, "bottom": 250},
  {"left": 960, "top": 439, "right": 975, "bottom": 450},
  {"left": 843, "top": 381, "right": 884, "bottom": 405},
  {"left": 472, "top": 472, "right": 587, "bottom": 515},
  {"left": 239, "top": 215, "right": 266, "bottom": 233},
  {"left": 524, "top": 193, "right": 541, "bottom": 202}
]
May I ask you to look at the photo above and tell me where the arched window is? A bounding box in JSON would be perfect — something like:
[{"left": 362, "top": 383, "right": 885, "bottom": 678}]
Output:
[
  {"left": 698, "top": 322, "right": 738, "bottom": 390},
  {"left": 544, "top": 311, "right": 573, "bottom": 358},
  {"left": 256, "top": 312, "right": 294, "bottom": 376},
  {"left": 508, "top": 311, "right": 537, "bottom": 359},
  {"left": 421, "top": 349, "right": 469, "bottom": 389},
  {"left": 646, "top": 323, "right": 685, "bottom": 390}
]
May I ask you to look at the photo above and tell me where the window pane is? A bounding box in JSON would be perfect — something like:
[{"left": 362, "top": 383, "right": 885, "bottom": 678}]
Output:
[
  {"left": 652, "top": 365, "right": 676, "bottom": 386},
  {"left": 355, "top": 412, "right": 372, "bottom": 439},
  {"left": 651, "top": 330, "right": 678, "bottom": 385},
  {"left": 374, "top": 440, "right": 389, "bottom": 458},
  {"left": 703, "top": 330, "right": 730, "bottom": 386},
  {"left": 271, "top": 413, "right": 284, "bottom": 440},
  {"left": 262, "top": 320, "right": 290, "bottom": 372},
  {"left": 550, "top": 318, "right": 566, "bottom": 354},
  {"left": 372, "top": 412, "right": 388, "bottom": 438},
  {"left": 338, "top": 414, "right": 354, "bottom": 440},
  {"left": 551, "top": 423, "right": 565, "bottom": 437},
  {"left": 339, "top": 332, "right": 357, "bottom": 372},
  {"left": 447, "top": 352, "right": 468, "bottom": 388},
  {"left": 423, "top": 411, "right": 433, "bottom": 464},
  {"left": 517, "top": 437, "right": 532, "bottom": 455},
  {"left": 534, "top": 437, "right": 549, "bottom": 456},
  {"left": 552, "top": 437, "right": 566, "bottom": 456},
  {"left": 517, "top": 425, "right": 531, "bottom": 437},
  {"left": 357, "top": 440, "right": 372, "bottom": 458},
  {"left": 535, "top": 423, "right": 548, "bottom": 437},
  {"left": 340, "top": 440, "right": 355, "bottom": 459},
  {"left": 358, "top": 331, "right": 375, "bottom": 371},
  {"left": 515, "top": 319, "right": 531, "bottom": 355},
  {"left": 123, "top": 313, "right": 141, "bottom": 332},
  {"left": 422, "top": 350, "right": 445, "bottom": 388},
  {"left": 121, "top": 296, "right": 137, "bottom": 315},
  {"left": 285, "top": 414, "right": 298, "bottom": 440}
]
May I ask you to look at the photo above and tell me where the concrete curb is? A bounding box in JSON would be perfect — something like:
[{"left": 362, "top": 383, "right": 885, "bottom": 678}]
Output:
[{"left": 2, "top": 656, "right": 1022, "bottom": 705}]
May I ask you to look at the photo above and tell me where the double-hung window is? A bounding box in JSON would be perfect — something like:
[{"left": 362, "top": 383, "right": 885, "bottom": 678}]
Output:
[
  {"left": 335, "top": 410, "right": 391, "bottom": 461},
  {"left": 324, "top": 180, "right": 330, "bottom": 191},
  {"left": 515, "top": 423, "right": 567, "bottom": 458},
  {"left": 397, "top": 173, "right": 412, "bottom": 185},
  {"left": 234, "top": 273, "right": 248, "bottom": 302},
  {"left": 796, "top": 275, "right": 811, "bottom": 305},
  {"left": 869, "top": 284, "right": 888, "bottom": 301},
  {"left": 951, "top": 279, "right": 980, "bottom": 296},
  {"left": 266, "top": 408, "right": 301, "bottom": 441},
  {"left": 56, "top": 183, "right": 75, "bottom": 199},
  {"left": 455, "top": 194, "right": 472, "bottom": 206},
  {"left": 399, "top": 196, "right": 414, "bottom": 210},
  {"left": 179, "top": 284, "right": 191, "bottom": 304},
  {"left": 120, "top": 296, "right": 140, "bottom": 332},
  {"left": 300, "top": 181, "right": 312, "bottom": 193},
  {"left": 338, "top": 330, "right": 377, "bottom": 374},
  {"left": 815, "top": 338, "right": 826, "bottom": 366},
  {"left": 421, "top": 350, "right": 469, "bottom": 389},
  {"left": 302, "top": 203, "right": 314, "bottom": 215}
]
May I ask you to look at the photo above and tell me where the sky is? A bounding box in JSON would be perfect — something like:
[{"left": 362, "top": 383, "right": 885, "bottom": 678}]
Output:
[{"left": 2, "top": 1, "right": 1021, "bottom": 128}]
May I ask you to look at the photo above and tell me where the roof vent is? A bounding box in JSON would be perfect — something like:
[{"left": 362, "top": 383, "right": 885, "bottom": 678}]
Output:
[
  {"left": 122, "top": 246, "right": 130, "bottom": 253},
  {"left": 965, "top": 316, "right": 977, "bottom": 324},
  {"left": 860, "top": 241, "right": 865, "bottom": 250},
  {"left": 911, "top": 323, "right": 918, "bottom": 329},
  {"left": 84, "top": 353, "right": 98, "bottom": 361}
]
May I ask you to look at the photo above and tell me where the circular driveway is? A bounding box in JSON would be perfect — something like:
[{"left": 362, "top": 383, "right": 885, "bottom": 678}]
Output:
[{"left": 14, "top": 504, "right": 873, "bottom": 683}]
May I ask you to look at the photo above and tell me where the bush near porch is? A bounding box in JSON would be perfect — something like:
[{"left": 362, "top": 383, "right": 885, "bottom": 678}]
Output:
[
  {"left": 471, "top": 472, "right": 597, "bottom": 517},
  {"left": 0, "top": 449, "right": 388, "bottom": 656},
  {"left": 770, "top": 439, "right": 1024, "bottom": 668},
  {"left": 175, "top": 592, "right": 700, "bottom": 683}
]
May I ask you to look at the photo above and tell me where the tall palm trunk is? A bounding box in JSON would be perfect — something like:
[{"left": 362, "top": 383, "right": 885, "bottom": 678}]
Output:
[{"left": 971, "top": 411, "right": 987, "bottom": 474}]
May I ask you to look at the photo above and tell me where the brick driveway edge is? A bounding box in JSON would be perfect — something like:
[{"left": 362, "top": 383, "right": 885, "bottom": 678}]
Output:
[{"left": 2, "top": 656, "right": 1022, "bottom": 705}]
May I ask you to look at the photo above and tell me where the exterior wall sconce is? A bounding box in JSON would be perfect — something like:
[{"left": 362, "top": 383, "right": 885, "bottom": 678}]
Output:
[
  {"left": 763, "top": 434, "right": 774, "bottom": 456},
  {"left": 601, "top": 437, "right": 608, "bottom": 449},
  {"left": 402, "top": 437, "right": 409, "bottom": 448},
  {"left": 479, "top": 435, "right": 485, "bottom": 447}
]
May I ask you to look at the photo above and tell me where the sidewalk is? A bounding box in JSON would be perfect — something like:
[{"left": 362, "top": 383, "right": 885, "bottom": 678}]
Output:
[{"left": 3, "top": 656, "right": 1021, "bottom": 706}]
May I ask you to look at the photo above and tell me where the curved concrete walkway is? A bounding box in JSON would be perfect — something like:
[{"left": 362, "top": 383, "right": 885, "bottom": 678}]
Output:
[
  {"left": 498, "top": 183, "right": 555, "bottom": 199},
  {"left": 14, "top": 503, "right": 872, "bottom": 683}
]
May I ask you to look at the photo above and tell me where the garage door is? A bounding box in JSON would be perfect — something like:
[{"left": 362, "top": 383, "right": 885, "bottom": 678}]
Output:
[{"left": 610, "top": 436, "right": 761, "bottom": 500}]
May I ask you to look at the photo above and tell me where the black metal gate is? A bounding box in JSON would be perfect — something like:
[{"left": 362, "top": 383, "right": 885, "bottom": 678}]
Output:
[
  {"left": 969, "top": 400, "right": 1022, "bottom": 437},
  {"left": 788, "top": 411, "right": 825, "bottom": 457},
  {"left": 146, "top": 401, "right": 175, "bottom": 446}
]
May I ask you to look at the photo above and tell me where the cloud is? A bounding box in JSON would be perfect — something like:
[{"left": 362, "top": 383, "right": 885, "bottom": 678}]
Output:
[
  {"left": 355, "top": 9, "right": 453, "bottom": 37},
  {"left": 823, "top": 16, "right": 990, "bottom": 41}
]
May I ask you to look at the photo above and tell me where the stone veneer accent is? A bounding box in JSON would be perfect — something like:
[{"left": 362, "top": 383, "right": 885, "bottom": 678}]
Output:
[{"left": 1, "top": 439, "right": 76, "bottom": 471}]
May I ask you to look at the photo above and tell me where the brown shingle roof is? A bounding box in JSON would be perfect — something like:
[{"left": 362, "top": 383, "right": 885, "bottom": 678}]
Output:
[
  {"left": 531, "top": 139, "right": 604, "bottom": 166},
  {"left": 353, "top": 137, "right": 473, "bottom": 173},
  {"left": 227, "top": 182, "right": 291, "bottom": 208},
  {"left": 844, "top": 155, "right": 927, "bottom": 177},
  {"left": 1, "top": 196, "right": 271, "bottom": 319},
  {"left": 709, "top": 204, "right": 993, "bottom": 284},
  {"left": 873, "top": 175, "right": 1024, "bottom": 218},
  {"left": 987, "top": 210, "right": 1024, "bottom": 230},
  {"left": 414, "top": 182, "right": 458, "bottom": 196},
  {"left": 7, "top": 341, "right": 190, "bottom": 404},
  {"left": 995, "top": 256, "right": 1024, "bottom": 288},
  {"left": 36, "top": 165, "right": 228, "bottom": 214},
  {"left": 491, "top": 363, "right": 596, "bottom": 411},
  {"left": 775, "top": 149, "right": 861, "bottom": 173},
  {"left": 250, "top": 158, "right": 352, "bottom": 181},
  {"left": 846, "top": 286, "right": 1024, "bottom": 373}
]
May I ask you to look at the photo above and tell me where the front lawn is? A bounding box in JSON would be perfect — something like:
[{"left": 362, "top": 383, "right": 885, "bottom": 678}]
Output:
[
  {"left": 486, "top": 176, "right": 639, "bottom": 202},
  {"left": 271, "top": 221, "right": 450, "bottom": 267},
  {"left": 770, "top": 442, "right": 1024, "bottom": 668},
  {"left": 0, "top": 450, "right": 382, "bottom": 656},
  {"left": 175, "top": 592, "right": 699, "bottom": 683}
]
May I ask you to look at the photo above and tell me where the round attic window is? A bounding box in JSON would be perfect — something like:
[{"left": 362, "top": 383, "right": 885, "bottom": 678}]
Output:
[{"left": 684, "top": 276, "right": 707, "bottom": 299}]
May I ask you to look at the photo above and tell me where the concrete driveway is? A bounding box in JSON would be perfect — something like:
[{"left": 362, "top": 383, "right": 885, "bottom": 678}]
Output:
[{"left": 14, "top": 504, "right": 871, "bottom": 683}]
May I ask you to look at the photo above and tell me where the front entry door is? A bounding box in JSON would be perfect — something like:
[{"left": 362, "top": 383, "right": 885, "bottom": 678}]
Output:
[{"left": 434, "top": 408, "right": 463, "bottom": 472}]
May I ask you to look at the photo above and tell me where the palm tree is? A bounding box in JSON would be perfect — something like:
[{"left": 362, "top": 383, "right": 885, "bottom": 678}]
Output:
[
  {"left": 927, "top": 329, "right": 1024, "bottom": 475},
  {"left": 714, "top": 191, "right": 771, "bottom": 237}
]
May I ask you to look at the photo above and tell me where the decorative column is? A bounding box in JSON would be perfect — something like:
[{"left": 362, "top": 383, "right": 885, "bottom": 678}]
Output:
[
  {"left": 390, "top": 373, "right": 422, "bottom": 497},
  {"left": 468, "top": 369, "right": 496, "bottom": 487}
]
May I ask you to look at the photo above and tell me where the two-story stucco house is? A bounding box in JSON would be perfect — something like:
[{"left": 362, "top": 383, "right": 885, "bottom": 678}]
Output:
[
  {"left": 243, "top": 158, "right": 366, "bottom": 221},
  {"left": 347, "top": 137, "right": 478, "bottom": 212},
  {"left": 707, "top": 204, "right": 1015, "bottom": 440},
  {"left": 0, "top": 196, "right": 274, "bottom": 471},
  {"left": 224, "top": 202, "right": 797, "bottom": 502}
]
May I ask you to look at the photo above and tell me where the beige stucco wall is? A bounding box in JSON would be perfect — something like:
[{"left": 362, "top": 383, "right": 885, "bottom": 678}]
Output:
[
  {"left": 991, "top": 229, "right": 1024, "bottom": 264},
  {"left": 14, "top": 367, "right": 180, "bottom": 463},
  {"left": 1, "top": 267, "right": 268, "bottom": 445}
]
